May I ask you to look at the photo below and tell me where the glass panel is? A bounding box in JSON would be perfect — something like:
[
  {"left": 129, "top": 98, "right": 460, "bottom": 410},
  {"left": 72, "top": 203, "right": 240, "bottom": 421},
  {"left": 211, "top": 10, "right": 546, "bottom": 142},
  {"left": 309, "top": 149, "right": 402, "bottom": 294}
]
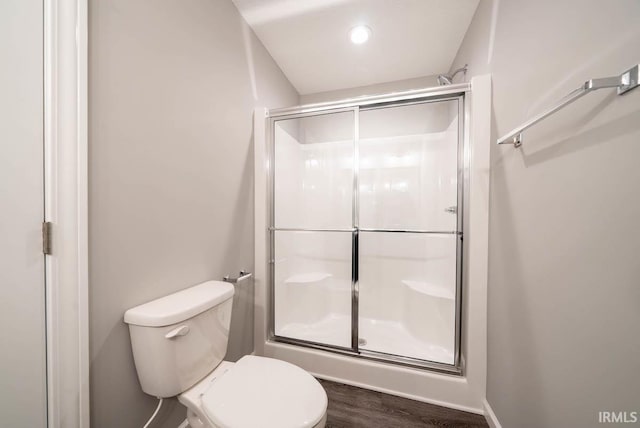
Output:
[
  {"left": 274, "top": 231, "right": 352, "bottom": 348},
  {"left": 274, "top": 111, "right": 354, "bottom": 229},
  {"left": 358, "top": 232, "right": 457, "bottom": 364},
  {"left": 359, "top": 100, "right": 459, "bottom": 231}
]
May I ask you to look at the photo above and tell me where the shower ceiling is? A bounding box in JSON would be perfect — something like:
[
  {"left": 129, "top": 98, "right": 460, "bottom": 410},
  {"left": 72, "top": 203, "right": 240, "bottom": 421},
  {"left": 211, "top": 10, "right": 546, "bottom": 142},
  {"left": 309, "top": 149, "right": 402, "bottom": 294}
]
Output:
[{"left": 232, "top": 0, "right": 479, "bottom": 94}]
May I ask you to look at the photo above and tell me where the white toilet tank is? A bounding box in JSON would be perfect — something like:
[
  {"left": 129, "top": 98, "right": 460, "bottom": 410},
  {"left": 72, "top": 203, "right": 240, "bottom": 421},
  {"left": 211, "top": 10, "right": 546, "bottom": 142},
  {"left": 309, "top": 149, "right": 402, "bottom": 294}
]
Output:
[{"left": 124, "top": 280, "right": 234, "bottom": 398}]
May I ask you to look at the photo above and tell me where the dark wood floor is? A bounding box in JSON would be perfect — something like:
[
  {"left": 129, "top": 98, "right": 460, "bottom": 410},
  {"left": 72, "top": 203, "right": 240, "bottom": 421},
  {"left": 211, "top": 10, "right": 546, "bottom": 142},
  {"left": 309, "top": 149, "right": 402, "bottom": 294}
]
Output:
[{"left": 318, "top": 379, "right": 489, "bottom": 428}]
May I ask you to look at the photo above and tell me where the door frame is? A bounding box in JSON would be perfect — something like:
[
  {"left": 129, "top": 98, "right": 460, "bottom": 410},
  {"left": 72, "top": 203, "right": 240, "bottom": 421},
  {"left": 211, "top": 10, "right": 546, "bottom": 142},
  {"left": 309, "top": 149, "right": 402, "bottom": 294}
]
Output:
[{"left": 44, "top": 0, "right": 89, "bottom": 427}]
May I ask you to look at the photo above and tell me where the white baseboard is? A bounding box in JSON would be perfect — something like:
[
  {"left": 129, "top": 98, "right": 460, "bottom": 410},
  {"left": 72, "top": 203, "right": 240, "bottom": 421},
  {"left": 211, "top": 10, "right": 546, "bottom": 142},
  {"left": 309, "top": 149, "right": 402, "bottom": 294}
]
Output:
[{"left": 483, "top": 399, "right": 502, "bottom": 428}]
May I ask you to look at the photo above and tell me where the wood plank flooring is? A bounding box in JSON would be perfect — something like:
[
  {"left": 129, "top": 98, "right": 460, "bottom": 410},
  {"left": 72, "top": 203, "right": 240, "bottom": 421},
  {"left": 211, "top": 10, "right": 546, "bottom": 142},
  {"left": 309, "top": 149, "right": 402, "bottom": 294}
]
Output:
[{"left": 318, "top": 379, "right": 489, "bottom": 428}]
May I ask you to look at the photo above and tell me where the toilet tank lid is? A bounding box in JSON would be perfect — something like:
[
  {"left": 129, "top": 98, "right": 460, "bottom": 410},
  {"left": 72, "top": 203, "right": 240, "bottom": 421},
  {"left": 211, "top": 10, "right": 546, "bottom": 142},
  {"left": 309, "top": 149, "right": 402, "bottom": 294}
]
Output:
[{"left": 124, "top": 280, "right": 234, "bottom": 327}]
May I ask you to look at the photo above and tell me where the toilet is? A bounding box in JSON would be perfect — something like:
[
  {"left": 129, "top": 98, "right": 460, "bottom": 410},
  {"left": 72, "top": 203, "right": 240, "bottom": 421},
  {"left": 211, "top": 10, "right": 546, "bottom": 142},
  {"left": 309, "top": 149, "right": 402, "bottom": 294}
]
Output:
[{"left": 124, "top": 280, "right": 328, "bottom": 428}]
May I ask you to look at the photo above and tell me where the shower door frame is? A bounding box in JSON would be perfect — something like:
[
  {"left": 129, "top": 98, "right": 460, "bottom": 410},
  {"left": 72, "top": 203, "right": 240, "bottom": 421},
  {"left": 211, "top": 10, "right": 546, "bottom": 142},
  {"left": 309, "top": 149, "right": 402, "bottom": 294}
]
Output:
[{"left": 266, "top": 84, "right": 470, "bottom": 375}]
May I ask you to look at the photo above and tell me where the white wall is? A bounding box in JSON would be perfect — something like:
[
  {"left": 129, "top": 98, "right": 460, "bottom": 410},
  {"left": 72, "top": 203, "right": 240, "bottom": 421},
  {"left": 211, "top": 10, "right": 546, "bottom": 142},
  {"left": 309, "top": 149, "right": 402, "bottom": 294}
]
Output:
[
  {"left": 300, "top": 75, "right": 438, "bottom": 104},
  {"left": 89, "top": 1, "right": 298, "bottom": 427},
  {"left": 450, "top": 1, "right": 640, "bottom": 427}
]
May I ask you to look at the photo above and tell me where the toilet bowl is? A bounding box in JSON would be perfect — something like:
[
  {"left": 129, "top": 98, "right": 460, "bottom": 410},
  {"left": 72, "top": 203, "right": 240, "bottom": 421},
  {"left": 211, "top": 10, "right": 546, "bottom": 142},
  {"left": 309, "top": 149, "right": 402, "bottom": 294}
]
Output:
[
  {"left": 179, "top": 356, "right": 327, "bottom": 428},
  {"left": 124, "top": 280, "right": 327, "bottom": 428}
]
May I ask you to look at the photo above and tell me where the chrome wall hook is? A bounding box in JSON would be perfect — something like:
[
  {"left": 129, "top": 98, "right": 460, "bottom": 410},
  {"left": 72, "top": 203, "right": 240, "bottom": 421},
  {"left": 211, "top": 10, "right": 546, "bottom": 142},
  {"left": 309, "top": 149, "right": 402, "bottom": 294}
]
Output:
[{"left": 223, "top": 270, "right": 253, "bottom": 284}]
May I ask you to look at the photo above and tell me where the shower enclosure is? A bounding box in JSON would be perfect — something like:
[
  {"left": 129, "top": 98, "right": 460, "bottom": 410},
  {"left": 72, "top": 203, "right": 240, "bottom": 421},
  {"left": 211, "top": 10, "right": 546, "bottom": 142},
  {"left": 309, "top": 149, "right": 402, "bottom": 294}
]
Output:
[{"left": 267, "top": 89, "right": 465, "bottom": 373}]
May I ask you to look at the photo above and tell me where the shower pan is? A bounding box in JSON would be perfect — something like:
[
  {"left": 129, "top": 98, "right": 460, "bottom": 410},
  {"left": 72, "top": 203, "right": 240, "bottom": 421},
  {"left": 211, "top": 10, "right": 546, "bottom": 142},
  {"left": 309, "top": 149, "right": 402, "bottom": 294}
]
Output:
[{"left": 267, "top": 88, "right": 466, "bottom": 373}]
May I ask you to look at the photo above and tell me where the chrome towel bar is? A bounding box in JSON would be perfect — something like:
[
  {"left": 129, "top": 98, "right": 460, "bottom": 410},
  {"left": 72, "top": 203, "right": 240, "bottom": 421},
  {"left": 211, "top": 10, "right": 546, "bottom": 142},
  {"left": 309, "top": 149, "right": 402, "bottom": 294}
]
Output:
[
  {"left": 223, "top": 270, "right": 253, "bottom": 284},
  {"left": 497, "top": 64, "right": 639, "bottom": 147}
]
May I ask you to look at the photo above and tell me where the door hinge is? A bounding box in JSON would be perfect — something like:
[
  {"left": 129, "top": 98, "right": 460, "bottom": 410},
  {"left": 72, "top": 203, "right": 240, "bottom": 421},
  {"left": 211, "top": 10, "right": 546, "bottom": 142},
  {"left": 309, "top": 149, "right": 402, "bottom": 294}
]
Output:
[{"left": 43, "top": 221, "right": 52, "bottom": 255}]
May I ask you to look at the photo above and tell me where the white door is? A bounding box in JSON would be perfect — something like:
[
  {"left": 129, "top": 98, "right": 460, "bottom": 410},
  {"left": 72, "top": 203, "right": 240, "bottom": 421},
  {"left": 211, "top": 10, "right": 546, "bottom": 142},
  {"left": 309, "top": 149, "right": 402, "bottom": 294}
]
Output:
[{"left": 0, "top": 1, "right": 48, "bottom": 426}]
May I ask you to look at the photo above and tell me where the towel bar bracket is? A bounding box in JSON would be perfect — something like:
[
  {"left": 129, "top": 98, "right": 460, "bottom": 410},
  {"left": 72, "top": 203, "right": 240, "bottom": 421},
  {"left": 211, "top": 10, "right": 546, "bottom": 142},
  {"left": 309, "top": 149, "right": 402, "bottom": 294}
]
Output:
[
  {"left": 513, "top": 134, "right": 522, "bottom": 148},
  {"left": 617, "top": 64, "right": 639, "bottom": 95}
]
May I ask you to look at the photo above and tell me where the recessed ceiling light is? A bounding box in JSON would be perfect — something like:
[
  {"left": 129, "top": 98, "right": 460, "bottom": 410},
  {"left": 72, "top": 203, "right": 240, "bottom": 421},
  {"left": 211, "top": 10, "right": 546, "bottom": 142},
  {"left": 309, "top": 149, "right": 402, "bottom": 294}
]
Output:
[{"left": 349, "top": 25, "right": 371, "bottom": 45}]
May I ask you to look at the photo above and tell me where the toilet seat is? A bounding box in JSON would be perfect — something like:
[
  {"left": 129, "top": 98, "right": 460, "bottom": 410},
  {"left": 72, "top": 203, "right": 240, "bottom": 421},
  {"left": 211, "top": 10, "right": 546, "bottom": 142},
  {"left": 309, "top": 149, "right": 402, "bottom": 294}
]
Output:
[{"left": 200, "top": 355, "right": 327, "bottom": 428}]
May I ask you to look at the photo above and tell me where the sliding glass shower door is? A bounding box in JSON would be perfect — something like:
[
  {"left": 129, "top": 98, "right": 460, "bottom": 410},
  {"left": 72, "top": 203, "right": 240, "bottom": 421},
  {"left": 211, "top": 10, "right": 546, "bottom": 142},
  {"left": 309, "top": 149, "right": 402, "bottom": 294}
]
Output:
[
  {"left": 272, "top": 111, "right": 355, "bottom": 348},
  {"left": 270, "top": 95, "right": 464, "bottom": 370},
  {"left": 358, "top": 101, "right": 461, "bottom": 365}
]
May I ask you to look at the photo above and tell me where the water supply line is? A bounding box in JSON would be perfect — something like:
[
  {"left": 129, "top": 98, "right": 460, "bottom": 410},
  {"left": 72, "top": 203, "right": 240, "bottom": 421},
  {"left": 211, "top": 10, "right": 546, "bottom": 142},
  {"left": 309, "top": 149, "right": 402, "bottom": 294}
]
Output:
[{"left": 142, "top": 397, "right": 163, "bottom": 428}]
